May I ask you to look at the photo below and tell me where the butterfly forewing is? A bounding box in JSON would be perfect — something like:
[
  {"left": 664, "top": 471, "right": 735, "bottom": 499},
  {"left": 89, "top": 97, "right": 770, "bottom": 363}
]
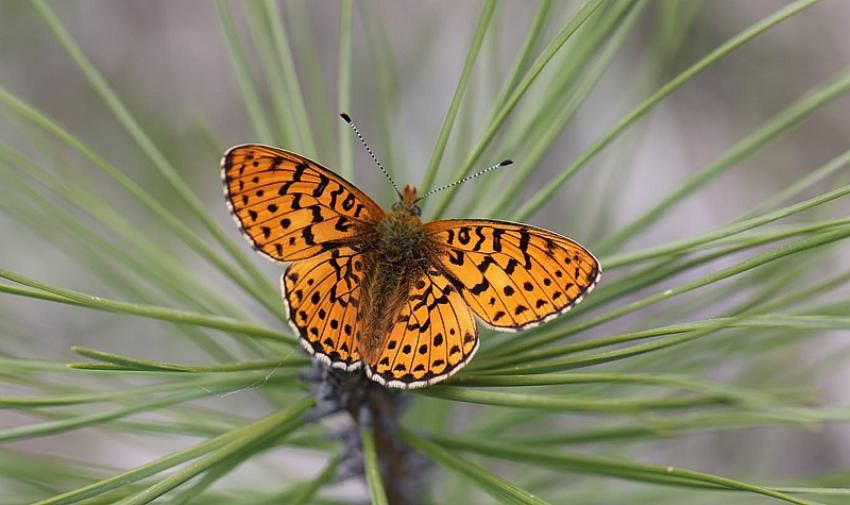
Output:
[
  {"left": 366, "top": 269, "right": 478, "bottom": 388},
  {"left": 222, "top": 144, "right": 382, "bottom": 262},
  {"left": 425, "top": 219, "right": 601, "bottom": 330}
]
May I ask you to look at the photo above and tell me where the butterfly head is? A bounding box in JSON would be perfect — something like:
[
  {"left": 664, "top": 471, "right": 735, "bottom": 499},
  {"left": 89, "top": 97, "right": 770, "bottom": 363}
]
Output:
[{"left": 390, "top": 185, "right": 422, "bottom": 219}]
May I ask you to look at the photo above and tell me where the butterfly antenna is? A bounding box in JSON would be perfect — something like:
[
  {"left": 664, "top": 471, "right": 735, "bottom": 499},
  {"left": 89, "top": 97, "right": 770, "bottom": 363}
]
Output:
[
  {"left": 417, "top": 159, "right": 513, "bottom": 200},
  {"left": 340, "top": 112, "right": 402, "bottom": 198}
]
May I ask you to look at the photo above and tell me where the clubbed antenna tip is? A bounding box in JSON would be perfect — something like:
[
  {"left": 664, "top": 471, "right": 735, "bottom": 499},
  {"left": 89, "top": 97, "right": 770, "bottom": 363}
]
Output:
[
  {"left": 418, "top": 159, "right": 516, "bottom": 200},
  {"left": 340, "top": 112, "right": 402, "bottom": 197}
]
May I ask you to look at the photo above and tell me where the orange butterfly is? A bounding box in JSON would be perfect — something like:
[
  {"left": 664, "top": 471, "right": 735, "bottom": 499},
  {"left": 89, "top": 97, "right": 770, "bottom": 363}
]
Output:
[{"left": 222, "top": 119, "right": 600, "bottom": 389}]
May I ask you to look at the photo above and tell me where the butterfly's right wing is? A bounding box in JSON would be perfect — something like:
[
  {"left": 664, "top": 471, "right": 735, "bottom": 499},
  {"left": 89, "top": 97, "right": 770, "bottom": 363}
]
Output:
[
  {"left": 222, "top": 144, "right": 383, "bottom": 262},
  {"left": 365, "top": 268, "right": 478, "bottom": 389},
  {"left": 425, "top": 219, "right": 600, "bottom": 330},
  {"left": 282, "top": 247, "right": 367, "bottom": 370}
]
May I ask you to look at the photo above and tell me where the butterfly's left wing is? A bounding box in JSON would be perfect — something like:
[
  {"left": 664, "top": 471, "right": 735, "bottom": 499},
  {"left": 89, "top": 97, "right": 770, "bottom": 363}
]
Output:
[
  {"left": 425, "top": 219, "right": 600, "bottom": 330},
  {"left": 222, "top": 144, "right": 383, "bottom": 262},
  {"left": 282, "top": 246, "right": 366, "bottom": 370}
]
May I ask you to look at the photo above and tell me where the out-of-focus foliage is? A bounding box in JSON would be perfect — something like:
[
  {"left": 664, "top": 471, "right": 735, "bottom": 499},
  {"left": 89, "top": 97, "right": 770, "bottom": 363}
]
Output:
[{"left": 1, "top": 1, "right": 850, "bottom": 504}]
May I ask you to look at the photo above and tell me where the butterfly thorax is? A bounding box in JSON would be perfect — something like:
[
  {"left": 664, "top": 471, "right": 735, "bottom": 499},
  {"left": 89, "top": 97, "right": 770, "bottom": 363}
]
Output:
[
  {"left": 374, "top": 214, "right": 425, "bottom": 262},
  {"left": 369, "top": 185, "right": 430, "bottom": 267}
]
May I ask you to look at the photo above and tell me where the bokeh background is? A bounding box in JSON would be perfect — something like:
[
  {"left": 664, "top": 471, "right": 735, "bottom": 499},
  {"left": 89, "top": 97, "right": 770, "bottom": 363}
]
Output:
[{"left": 2, "top": 1, "right": 850, "bottom": 503}]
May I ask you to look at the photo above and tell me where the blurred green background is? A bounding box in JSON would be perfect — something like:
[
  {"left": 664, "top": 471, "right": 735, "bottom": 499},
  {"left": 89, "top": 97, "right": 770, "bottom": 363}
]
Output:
[{"left": 2, "top": 1, "right": 850, "bottom": 504}]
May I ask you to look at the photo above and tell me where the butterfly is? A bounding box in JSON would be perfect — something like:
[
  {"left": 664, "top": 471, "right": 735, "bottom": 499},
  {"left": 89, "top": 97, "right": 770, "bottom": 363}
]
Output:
[{"left": 221, "top": 127, "right": 600, "bottom": 389}]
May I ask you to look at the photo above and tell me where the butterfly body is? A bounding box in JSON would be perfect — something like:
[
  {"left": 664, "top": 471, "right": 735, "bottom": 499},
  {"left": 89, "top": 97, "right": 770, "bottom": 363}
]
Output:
[
  {"left": 359, "top": 190, "right": 433, "bottom": 364},
  {"left": 222, "top": 144, "right": 601, "bottom": 389}
]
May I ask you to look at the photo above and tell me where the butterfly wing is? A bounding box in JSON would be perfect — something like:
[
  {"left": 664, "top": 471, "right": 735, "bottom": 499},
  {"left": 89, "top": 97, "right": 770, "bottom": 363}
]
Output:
[
  {"left": 223, "top": 144, "right": 383, "bottom": 369},
  {"left": 425, "top": 219, "right": 600, "bottom": 330},
  {"left": 222, "top": 144, "right": 383, "bottom": 262},
  {"left": 365, "top": 268, "right": 478, "bottom": 388},
  {"left": 282, "top": 247, "right": 366, "bottom": 370}
]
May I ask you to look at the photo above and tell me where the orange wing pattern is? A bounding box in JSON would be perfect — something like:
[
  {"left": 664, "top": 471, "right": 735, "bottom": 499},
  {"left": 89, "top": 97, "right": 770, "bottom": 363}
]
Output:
[
  {"left": 426, "top": 219, "right": 600, "bottom": 330},
  {"left": 222, "top": 144, "right": 382, "bottom": 262},
  {"left": 366, "top": 269, "right": 478, "bottom": 388},
  {"left": 281, "top": 247, "right": 366, "bottom": 370}
]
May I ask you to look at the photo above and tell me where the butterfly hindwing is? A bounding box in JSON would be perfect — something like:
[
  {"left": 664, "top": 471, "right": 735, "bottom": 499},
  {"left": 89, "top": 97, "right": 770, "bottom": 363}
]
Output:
[
  {"left": 222, "top": 144, "right": 383, "bottom": 262},
  {"left": 425, "top": 219, "right": 601, "bottom": 330},
  {"left": 282, "top": 247, "right": 366, "bottom": 370},
  {"left": 365, "top": 269, "right": 478, "bottom": 388}
]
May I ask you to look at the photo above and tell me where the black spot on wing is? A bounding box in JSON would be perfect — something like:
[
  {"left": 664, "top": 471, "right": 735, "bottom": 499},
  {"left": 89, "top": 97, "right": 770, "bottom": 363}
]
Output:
[
  {"left": 338, "top": 217, "right": 355, "bottom": 232},
  {"left": 302, "top": 226, "right": 316, "bottom": 245},
  {"left": 448, "top": 250, "right": 465, "bottom": 266},
  {"left": 328, "top": 184, "right": 344, "bottom": 209},
  {"left": 312, "top": 174, "right": 329, "bottom": 197},
  {"left": 457, "top": 227, "right": 471, "bottom": 245},
  {"left": 517, "top": 228, "right": 530, "bottom": 252},
  {"left": 342, "top": 193, "right": 355, "bottom": 211},
  {"left": 491, "top": 228, "right": 505, "bottom": 252},
  {"left": 470, "top": 278, "right": 490, "bottom": 295},
  {"left": 477, "top": 256, "right": 495, "bottom": 273},
  {"left": 471, "top": 227, "right": 486, "bottom": 251}
]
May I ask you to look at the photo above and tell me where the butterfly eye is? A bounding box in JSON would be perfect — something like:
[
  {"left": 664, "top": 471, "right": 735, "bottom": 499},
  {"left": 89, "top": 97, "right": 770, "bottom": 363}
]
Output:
[
  {"left": 412, "top": 205, "right": 421, "bottom": 217},
  {"left": 392, "top": 202, "right": 402, "bottom": 211}
]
